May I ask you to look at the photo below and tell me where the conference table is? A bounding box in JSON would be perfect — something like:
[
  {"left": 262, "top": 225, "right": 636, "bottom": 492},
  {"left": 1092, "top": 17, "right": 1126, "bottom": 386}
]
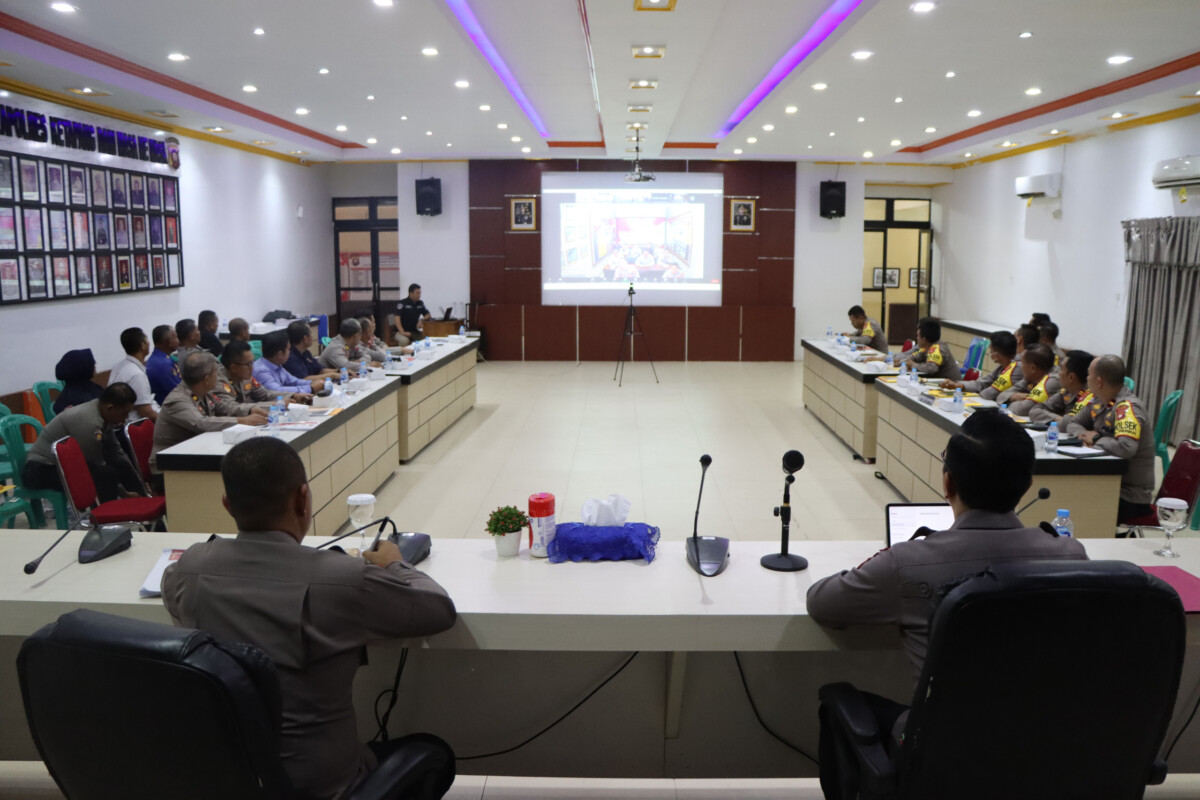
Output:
[
  {"left": 157, "top": 338, "right": 478, "bottom": 535},
  {"left": 4, "top": 529, "right": 1200, "bottom": 779},
  {"left": 801, "top": 338, "right": 897, "bottom": 462}
]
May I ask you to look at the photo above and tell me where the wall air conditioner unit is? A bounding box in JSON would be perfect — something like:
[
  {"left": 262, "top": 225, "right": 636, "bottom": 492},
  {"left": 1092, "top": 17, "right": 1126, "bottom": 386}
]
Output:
[
  {"left": 1152, "top": 156, "right": 1200, "bottom": 189},
  {"left": 1015, "top": 173, "right": 1061, "bottom": 199}
]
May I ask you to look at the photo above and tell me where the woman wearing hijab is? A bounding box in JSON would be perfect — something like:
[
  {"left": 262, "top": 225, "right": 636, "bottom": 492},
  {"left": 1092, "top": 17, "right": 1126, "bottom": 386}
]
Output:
[{"left": 52, "top": 348, "right": 104, "bottom": 414}]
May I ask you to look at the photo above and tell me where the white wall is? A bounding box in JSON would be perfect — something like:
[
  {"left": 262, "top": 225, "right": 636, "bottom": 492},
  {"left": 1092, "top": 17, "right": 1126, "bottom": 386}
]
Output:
[
  {"left": 0, "top": 128, "right": 334, "bottom": 393},
  {"left": 933, "top": 113, "right": 1200, "bottom": 355},
  {"left": 394, "top": 162, "right": 471, "bottom": 318}
]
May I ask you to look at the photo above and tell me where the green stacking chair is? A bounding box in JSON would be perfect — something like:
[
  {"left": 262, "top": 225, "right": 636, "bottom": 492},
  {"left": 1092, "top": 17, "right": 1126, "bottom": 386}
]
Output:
[
  {"left": 249, "top": 340, "right": 263, "bottom": 359},
  {"left": 320, "top": 336, "right": 332, "bottom": 348},
  {"left": 32, "top": 381, "right": 63, "bottom": 423},
  {"left": 0, "top": 486, "right": 37, "bottom": 529},
  {"left": 0, "top": 415, "right": 70, "bottom": 529},
  {"left": 1154, "top": 390, "right": 1183, "bottom": 476},
  {"left": 1124, "top": 376, "right": 1136, "bottom": 392}
]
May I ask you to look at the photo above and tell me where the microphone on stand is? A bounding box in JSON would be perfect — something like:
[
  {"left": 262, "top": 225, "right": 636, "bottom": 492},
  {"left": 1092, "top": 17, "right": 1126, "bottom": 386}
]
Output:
[
  {"left": 1016, "top": 487, "right": 1051, "bottom": 516},
  {"left": 25, "top": 519, "right": 86, "bottom": 575},
  {"left": 761, "top": 450, "right": 809, "bottom": 572},
  {"left": 686, "top": 454, "right": 730, "bottom": 577},
  {"left": 315, "top": 518, "right": 391, "bottom": 550}
]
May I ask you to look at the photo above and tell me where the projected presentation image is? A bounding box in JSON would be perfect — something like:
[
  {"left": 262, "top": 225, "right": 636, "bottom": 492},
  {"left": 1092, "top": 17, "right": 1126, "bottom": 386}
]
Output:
[{"left": 541, "top": 173, "right": 724, "bottom": 307}]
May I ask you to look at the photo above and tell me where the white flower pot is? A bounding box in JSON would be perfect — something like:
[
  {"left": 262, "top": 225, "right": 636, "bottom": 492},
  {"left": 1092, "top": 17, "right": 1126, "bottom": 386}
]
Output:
[{"left": 494, "top": 530, "right": 522, "bottom": 557}]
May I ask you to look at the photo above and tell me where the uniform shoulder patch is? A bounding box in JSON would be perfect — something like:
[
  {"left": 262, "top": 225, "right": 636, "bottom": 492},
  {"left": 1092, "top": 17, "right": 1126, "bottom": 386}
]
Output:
[
  {"left": 222, "top": 382, "right": 232, "bottom": 393},
  {"left": 1113, "top": 401, "right": 1142, "bottom": 440}
]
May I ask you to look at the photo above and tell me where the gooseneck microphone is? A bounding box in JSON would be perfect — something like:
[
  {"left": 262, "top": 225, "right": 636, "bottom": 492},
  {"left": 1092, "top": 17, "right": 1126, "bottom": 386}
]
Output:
[
  {"left": 25, "top": 520, "right": 85, "bottom": 575},
  {"left": 686, "top": 454, "right": 730, "bottom": 577},
  {"left": 315, "top": 518, "right": 392, "bottom": 550},
  {"left": 1016, "top": 487, "right": 1052, "bottom": 516},
  {"left": 761, "top": 450, "right": 809, "bottom": 572}
]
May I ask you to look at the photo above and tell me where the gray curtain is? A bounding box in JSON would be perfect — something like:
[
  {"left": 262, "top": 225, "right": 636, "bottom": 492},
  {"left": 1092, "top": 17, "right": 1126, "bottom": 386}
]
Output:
[{"left": 1121, "top": 217, "right": 1200, "bottom": 443}]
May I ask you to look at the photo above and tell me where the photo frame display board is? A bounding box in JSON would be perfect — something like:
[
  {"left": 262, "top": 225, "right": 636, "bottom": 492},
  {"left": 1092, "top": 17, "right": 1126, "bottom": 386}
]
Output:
[
  {"left": 730, "top": 199, "right": 755, "bottom": 232},
  {"left": 510, "top": 198, "right": 536, "bottom": 231}
]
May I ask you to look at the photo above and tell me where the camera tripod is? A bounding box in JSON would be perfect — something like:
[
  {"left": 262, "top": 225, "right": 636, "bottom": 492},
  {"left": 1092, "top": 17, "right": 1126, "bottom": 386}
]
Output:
[{"left": 614, "top": 284, "right": 659, "bottom": 387}]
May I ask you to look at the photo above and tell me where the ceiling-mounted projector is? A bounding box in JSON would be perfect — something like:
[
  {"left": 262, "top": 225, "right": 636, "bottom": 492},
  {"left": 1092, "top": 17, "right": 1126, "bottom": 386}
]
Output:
[{"left": 625, "top": 164, "right": 655, "bottom": 182}]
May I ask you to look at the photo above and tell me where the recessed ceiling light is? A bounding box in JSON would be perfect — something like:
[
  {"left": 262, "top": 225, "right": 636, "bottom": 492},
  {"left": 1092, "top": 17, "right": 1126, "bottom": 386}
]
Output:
[
  {"left": 295, "top": 107, "right": 309, "bottom": 115},
  {"left": 497, "top": 122, "right": 508, "bottom": 129},
  {"left": 366, "top": 95, "right": 375, "bottom": 101},
  {"left": 0, "top": 91, "right": 8, "bottom": 98},
  {"left": 746, "top": 136, "right": 757, "bottom": 143},
  {"left": 762, "top": 124, "right": 774, "bottom": 131},
  {"left": 251, "top": 140, "right": 273, "bottom": 145},
  {"left": 1047, "top": 129, "right": 1063, "bottom": 135},
  {"left": 807, "top": 145, "right": 813, "bottom": 149},
  {"left": 964, "top": 152, "right": 973, "bottom": 158},
  {"left": 910, "top": 2, "right": 936, "bottom": 12},
  {"left": 242, "top": 84, "right": 257, "bottom": 93},
  {"left": 638, "top": 80, "right": 650, "bottom": 87},
  {"left": 479, "top": 104, "right": 491, "bottom": 111},
  {"left": 78, "top": 87, "right": 93, "bottom": 94},
  {"left": 829, "top": 131, "right": 836, "bottom": 137},
  {"left": 253, "top": 27, "right": 265, "bottom": 35},
  {"left": 633, "top": 45, "right": 665, "bottom": 57},
  {"left": 521, "top": 146, "right": 531, "bottom": 153},
  {"left": 733, "top": 148, "right": 743, "bottom": 154},
  {"left": 627, "top": 104, "right": 652, "bottom": 112},
  {"left": 858, "top": 116, "right": 865, "bottom": 122},
  {"left": 425, "top": 130, "right": 433, "bottom": 136},
  {"left": 895, "top": 96, "right": 903, "bottom": 103},
  {"left": 812, "top": 82, "right": 828, "bottom": 91},
  {"left": 851, "top": 51, "right": 873, "bottom": 60},
  {"left": 925, "top": 126, "right": 936, "bottom": 133},
  {"left": 366, "top": 137, "right": 377, "bottom": 144},
  {"left": 289, "top": 150, "right": 307, "bottom": 155},
  {"left": 511, "top": 136, "right": 521, "bottom": 142},
  {"left": 863, "top": 151, "right": 874, "bottom": 158},
  {"left": 945, "top": 71, "right": 956, "bottom": 78},
  {"left": 145, "top": 110, "right": 179, "bottom": 118},
  {"left": 967, "top": 109, "right": 982, "bottom": 117},
  {"left": 390, "top": 147, "right": 401, "bottom": 154},
  {"left": 785, "top": 106, "right": 798, "bottom": 114},
  {"left": 454, "top": 79, "right": 470, "bottom": 88},
  {"left": 167, "top": 53, "right": 189, "bottom": 62},
  {"left": 154, "top": 130, "right": 165, "bottom": 136},
  {"left": 1000, "top": 141, "right": 1016, "bottom": 147},
  {"left": 1107, "top": 55, "right": 1132, "bottom": 65},
  {"left": 1109, "top": 111, "right": 1127, "bottom": 119},
  {"left": 422, "top": 47, "right": 438, "bottom": 56},
  {"left": 203, "top": 126, "right": 228, "bottom": 133},
  {"left": 373, "top": 0, "right": 393, "bottom": 6},
  {"left": 1025, "top": 87, "right": 1042, "bottom": 96},
  {"left": 319, "top": 68, "right": 329, "bottom": 75},
  {"left": 400, "top": 115, "right": 407, "bottom": 120},
  {"left": 50, "top": 2, "right": 76, "bottom": 12},
  {"left": 446, "top": 143, "right": 452, "bottom": 147},
  {"left": 67, "top": 87, "right": 111, "bottom": 96},
  {"left": 336, "top": 124, "right": 347, "bottom": 132},
  {"left": 890, "top": 139, "right": 901, "bottom": 146},
  {"left": 1019, "top": 31, "right": 1032, "bottom": 39}
]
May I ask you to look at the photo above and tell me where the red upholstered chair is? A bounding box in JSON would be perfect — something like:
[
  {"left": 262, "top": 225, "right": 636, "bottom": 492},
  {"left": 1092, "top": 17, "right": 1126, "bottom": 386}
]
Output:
[
  {"left": 51, "top": 436, "right": 166, "bottom": 529},
  {"left": 123, "top": 418, "right": 156, "bottom": 491},
  {"left": 962, "top": 368, "right": 980, "bottom": 382},
  {"left": 1118, "top": 440, "right": 1200, "bottom": 538},
  {"left": 901, "top": 339, "right": 915, "bottom": 353}
]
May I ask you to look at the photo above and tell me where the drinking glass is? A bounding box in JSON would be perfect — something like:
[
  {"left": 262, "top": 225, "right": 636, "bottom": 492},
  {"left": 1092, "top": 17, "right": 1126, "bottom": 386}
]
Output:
[{"left": 1154, "top": 497, "right": 1190, "bottom": 559}]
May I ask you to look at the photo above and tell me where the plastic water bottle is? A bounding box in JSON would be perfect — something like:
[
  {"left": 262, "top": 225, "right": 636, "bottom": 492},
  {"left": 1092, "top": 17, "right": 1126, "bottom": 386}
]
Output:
[
  {"left": 268, "top": 396, "right": 283, "bottom": 427},
  {"left": 1052, "top": 509, "right": 1074, "bottom": 538},
  {"left": 849, "top": 341, "right": 858, "bottom": 354},
  {"left": 898, "top": 362, "right": 908, "bottom": 385},
  {"left": 358, "top": 360, "right": 368, "bottom": 380},
  {"left": 384, "top": 350, "right": 393, "bottom": 370},
  {"left": 953, "top": 387, "right": 964, "bottom": 414},
  {"left": 1046, "top": 421, "right": 1059, "bottom": 454},
  {"left": 339, "top": 366, "right": 349, "bottom": 385},
  {"left": 826, "top": 325, "right": 834, "bottom": 340},
  {"left": 459, "top": 324, "right": 466, "bottom": 337},
  {"left": 999, "top": 403, "right": 1009, "bottom": 416},
  {"left": 886, "top": 352, "right": 894, "bottom": 368}
]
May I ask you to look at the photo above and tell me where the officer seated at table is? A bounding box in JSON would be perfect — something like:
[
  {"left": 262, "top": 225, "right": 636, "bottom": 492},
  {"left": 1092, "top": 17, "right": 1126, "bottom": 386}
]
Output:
[
  {"left": 940, "top": 330, "right": 1022, "bottom": 401},
  {"left": 843, "top": 305, "right": 888, "bottom": 353}
]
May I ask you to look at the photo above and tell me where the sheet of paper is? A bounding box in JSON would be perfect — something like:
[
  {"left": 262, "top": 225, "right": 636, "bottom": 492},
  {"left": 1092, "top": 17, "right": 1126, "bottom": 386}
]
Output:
[
  {"left": 140, "top": 548, "right": 185, "bottom": 598},
  {"left": 1056, "top": 445, "right": 1107, "bottom": 457}
]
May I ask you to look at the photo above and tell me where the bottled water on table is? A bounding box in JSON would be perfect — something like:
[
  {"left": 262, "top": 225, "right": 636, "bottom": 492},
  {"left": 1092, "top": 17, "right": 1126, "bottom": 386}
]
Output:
[
  {"left": 358, "top": 360, "right": 368, "bottom": 380},
  {"left": 340, "top": 366, "right": 349, "bottom": 385},
  {"left": 1046, "top": 421, "right": 1059, "bottom": 453},
  {"left": 952, "top": 387, "right": 964, "bottom": 414},
  {"left": 1052, "top": 509, "right": 1073, "bottom": 538}
]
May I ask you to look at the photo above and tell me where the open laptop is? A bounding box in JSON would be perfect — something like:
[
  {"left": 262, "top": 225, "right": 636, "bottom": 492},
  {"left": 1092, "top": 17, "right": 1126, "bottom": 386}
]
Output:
[{"left": 885, "top": 503, "right": 956, "bottom": 547}]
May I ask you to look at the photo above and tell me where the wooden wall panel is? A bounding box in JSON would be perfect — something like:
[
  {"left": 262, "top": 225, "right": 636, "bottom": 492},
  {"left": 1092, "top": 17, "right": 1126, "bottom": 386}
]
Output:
[
  {"left": 758, "top": 210, "right": 795, "bottom": 258},
  {"left": 469, "top": 208, "right": 506, "bottom": 256},
  {"left": 524, "top": 306, "right": 577, "bottom": 360},
  {"left": 759, "top": 163, "right": 796, "bottom": 208},
  {"left": 721, "top": 271, "right": 758, "bottom": 308},
  {"left": 723, "top": 165, "right": 760, "bottom": 198},
  {"left": 687, "top": 307, "right": 741, "bottom": 361},
  {"left": 722, "top": 232, "right": 759, "bottom": 269},
  {"left": 504, "top": 231, "right": 540, "bottom": 266},
  {"left": 474, "top": 305, "right": 523, "bottom": 360},
  {"left": 468, "top": 162, "right": 509, "bottom": 207},
  {"left": 470, "top": 257, "right": 504, "bottom": 305},
  {"left": 578, "top": 306, "right": 630, "bottom": 361},
  {"left": 742, "top": 307, "right": 795, "bottom": 361},
  {"left": 503, "top": 268, "right": 541, "bottom": 305},
  {"left": 757, "top": 260, "right": 794, "bottom": 308},
  {"left": 630, "top": 306, "right": 686, "bottom": 362}
]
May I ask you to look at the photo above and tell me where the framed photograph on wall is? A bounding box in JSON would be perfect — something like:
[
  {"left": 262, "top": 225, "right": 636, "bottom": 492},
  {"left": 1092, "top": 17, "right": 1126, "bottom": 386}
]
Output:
[
  {"left": 20, "top": 159, "right": 40, "bottom": 202},
  {"left": 46, "top": 163, "right": 66, "bottom": 204},
  {"left": 96, "top": 255, "right": 114, "bottom": 293},
  {"left": 132, "top": 215, "right": 147, "bottom": 248},
  {"left": 0, "top": 155, "right": 13, "bottom": 201},
  {"left": 91, "top": 168, "right": 108, "bottom": 207},
  {"left": 908, "top": 268, "right": 926, "bottom": 289},
  {"left": 75, "top": 255, "right": 93, "bottom": 295},
  {"left": 730, "top": 199, "right": 755, "bottom": 232},
  {"left": 0, "top": 207, "right": 16, "bottom": 250},
  {"left": 111, "top": 172, "right": 128, "bottom": 208},
  {"left": 165, "top": 216, "right": 178, "bottom": 248},
  {"left": 152, "top": 254, "right": 165, "bottom": 287},
  {"left": 48, "top": 209, "right": 68, "bottom": 250},
  {"left": 71, "top": 210, "right": 90, "bottom": 249},
  {"left": 51, "top": 256, "right": 71, "bottom": 297},
  {"left": 872, "top": 268, "right": 884, "bottom": 288},
  {"left": 167, "top": 253, "right": 181, "bottom": 286},
  {"left": 149, "top": 216, "right": 163, "bottom": 248},
  {"left": 163, "top": 177, "right": 177, "bottom": 211},
  {"left": 509, "top": 198, "right": 536, "bottom": 231},
  {"left": 1, "top": 258, "right": 20, "bottom": 301},
  {"left": 26, "top": 256, "right": 48, "bottom": 299},
  {"left": 147, "top": 176, "right": 162, "bottom": 210},
  {"left": 113, "top": 214, "right": 130, "bottom": 249},
  {"left": 22, "top": 208, "right": 43, "bottom": 250},
  {"left": 116, "top": 255, "right": 132, "bottom": 291},
  {"left": 93, "top": 212, "right": 111, "bottom": 249},
  {"left": 68, "top": 166, "right": 87, "bottom": 205},
  {"left": 134, "top": 253, "right": 149, "bottom": 289},
  {"left": 884, "top": 268, "right": 901, "bottom": 289},
  {"left": 129, "top": 174, "right": 145, "bottom": 209}
]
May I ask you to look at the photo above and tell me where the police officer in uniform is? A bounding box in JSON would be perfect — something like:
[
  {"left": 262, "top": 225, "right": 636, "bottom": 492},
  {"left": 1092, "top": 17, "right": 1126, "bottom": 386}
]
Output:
[
  {"left": 215, "top": 341, "right": 305, "bottom": 407},
  {"left": 1005, "top": 344, "right": 1060, "bottom": 417},
  {"left": 843, "top": 305, "right": 888, "bottom": 353},
  {"left": 941, "top": 330, "right": 1022, "bottom": 401},
  {"left": 902, "top": 318, "right": 959, "bottom": 381},
  {"left": 1030, "top": 350, "right": 1094, "bottom": 424}
]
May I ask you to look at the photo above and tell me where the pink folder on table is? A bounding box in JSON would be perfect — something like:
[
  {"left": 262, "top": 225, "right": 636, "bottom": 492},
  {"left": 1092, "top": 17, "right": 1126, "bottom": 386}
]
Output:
[{"left": 1142, "top": 566, "right": 1200, "bottom": 613}]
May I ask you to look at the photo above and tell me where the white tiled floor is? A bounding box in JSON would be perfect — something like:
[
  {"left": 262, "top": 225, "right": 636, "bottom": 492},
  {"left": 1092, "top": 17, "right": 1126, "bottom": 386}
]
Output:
[{"left": 374, "top": 360, "right": 900, "bottom": 545}]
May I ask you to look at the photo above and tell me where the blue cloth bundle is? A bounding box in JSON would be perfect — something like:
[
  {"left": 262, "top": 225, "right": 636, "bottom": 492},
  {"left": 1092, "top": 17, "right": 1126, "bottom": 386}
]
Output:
[{"left": 547, "top": 523, "right": 660, "bottom": 564}]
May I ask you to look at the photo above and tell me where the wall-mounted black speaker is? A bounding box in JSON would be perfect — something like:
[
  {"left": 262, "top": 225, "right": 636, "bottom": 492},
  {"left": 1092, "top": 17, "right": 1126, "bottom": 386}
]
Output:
[
  {"left": 415, "top": 178, "right": 442, "bottom": 216},
  {"left": 819, "top": 180, "right": 846, "bottom": 219}
]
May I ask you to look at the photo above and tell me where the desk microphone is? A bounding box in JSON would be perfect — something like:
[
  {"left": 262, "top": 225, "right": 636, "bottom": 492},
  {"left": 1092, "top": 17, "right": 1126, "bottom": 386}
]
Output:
[
  {"left": 761, "top": 450, "right": 809, "bottom": 572},
  {"left": 25, "top": 519, "right": 86, "bottom": 575},
  {"left": 316, "top": 518, "right": 392, "bottom": 550},
  {"left": 686, "top": 454, "right": 730, "bottom": 577},
  {"left": 1016, "top": 487, "right": 1051, "bottom": 516}
]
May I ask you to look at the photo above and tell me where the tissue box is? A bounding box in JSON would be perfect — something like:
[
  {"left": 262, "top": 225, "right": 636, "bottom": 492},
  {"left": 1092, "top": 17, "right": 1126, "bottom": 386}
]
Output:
[
  {"left": 221, "top": 424, "right": 259, "bottom": 444},
  {"left": 313, "top": 393, "right": 338, "bottom": 408},
  {"left": 547, "top": 523, "right": 661, "bottom": 564},
  {"left": 368, "top": 367, "right": 385, "bottom": 381}
]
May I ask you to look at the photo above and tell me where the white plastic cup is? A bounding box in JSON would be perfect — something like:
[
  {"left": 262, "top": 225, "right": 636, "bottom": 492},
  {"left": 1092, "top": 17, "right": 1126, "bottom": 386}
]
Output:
[{"left": 347, "top": 494, "right": 376, "bottom": 528}]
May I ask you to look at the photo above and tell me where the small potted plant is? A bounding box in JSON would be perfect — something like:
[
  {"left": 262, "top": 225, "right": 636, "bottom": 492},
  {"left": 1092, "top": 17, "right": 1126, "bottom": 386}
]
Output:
[{"left": 487, "top": 505, "right": 529, "bottom": 557}]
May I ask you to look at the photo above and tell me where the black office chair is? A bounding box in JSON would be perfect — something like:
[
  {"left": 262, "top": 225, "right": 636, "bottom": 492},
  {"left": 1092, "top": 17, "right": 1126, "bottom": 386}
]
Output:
[
  {"left": 818, "top": 560, "right": 1185, "bottom": 800},
  {"left": 18, "top": 609, "right": 451, "bottom": 800}
]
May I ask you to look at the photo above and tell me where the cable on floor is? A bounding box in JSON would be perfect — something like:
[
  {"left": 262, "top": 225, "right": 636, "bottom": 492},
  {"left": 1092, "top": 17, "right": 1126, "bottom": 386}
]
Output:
[{"left": 733, "top": 652, "right": 819, "bottom": 766}]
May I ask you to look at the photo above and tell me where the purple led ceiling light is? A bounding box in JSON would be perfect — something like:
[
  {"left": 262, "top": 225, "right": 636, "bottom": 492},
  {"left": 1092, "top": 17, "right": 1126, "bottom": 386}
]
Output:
[
  {"left": 444, "top": 0, "right": 548, "bottom": 138},
  {"left": 717, "top": 0, "right": 864, "bottom": 138}
]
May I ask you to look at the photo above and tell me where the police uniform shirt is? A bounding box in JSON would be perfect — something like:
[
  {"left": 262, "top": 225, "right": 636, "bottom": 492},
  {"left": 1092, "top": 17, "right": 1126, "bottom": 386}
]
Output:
[
  {"left": 961, "top": 361, "right": 1023, "bottom": 401},
  {"left": 150, "top": 382, "right": 256, "bottom": 470},
  {"left": 214, "top": 366, "right": 285, "bottom": 406},
  {"left": 1007, "top": 373, "right": 1061, "bottom": 417},
  {"left": 317, "top": 335, "right": 366, "bottom": 371},
  {"left": 848, "top": 317, "right": 889, "bottom": 353},
  {"left": 907, "top": 343, "right": 959, "bottom": 381},
  {"left": 1030, "top": 389, "right": 1093, "bottom": 424},
  {"left": 27, "top": 399, "right": 117, "bottom": 468},
  {"left": 1065, "top": 387, "right": 1156, "bottom": 503}
]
